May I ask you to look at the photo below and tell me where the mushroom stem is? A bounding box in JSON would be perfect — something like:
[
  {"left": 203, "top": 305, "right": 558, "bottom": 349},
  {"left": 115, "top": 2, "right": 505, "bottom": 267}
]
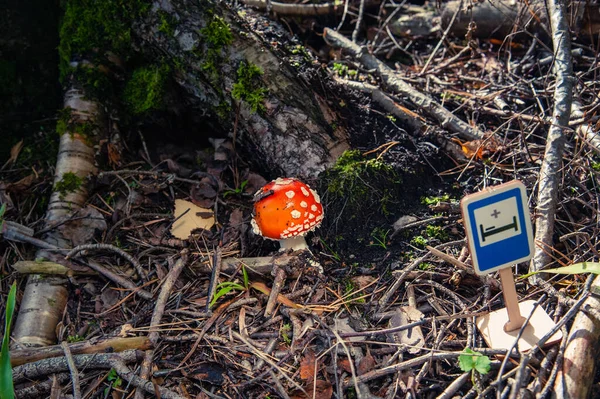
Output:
[{"left": 278, "top": 236, "right": 309, "bottom": 251}]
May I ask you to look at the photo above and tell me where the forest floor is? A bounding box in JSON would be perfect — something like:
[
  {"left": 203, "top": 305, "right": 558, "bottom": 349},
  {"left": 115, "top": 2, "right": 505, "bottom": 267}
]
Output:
[{"left": 2, "top": 0, "right": 600, "bottom": 398}]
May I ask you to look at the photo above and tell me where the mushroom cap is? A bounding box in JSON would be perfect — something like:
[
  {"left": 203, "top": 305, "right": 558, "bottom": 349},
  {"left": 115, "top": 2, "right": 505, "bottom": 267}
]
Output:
[{"left": 251, "top": 177, "right": 324, "bottom": 240}]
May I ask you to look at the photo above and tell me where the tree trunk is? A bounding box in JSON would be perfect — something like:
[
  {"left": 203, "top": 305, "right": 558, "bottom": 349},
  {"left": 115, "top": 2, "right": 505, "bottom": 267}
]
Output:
[
  {"left": 134, "top": 0, "right": 350, "bottom": 178},
  {"left": 12, "top": 75, "right": 104, "bottom": 347}
]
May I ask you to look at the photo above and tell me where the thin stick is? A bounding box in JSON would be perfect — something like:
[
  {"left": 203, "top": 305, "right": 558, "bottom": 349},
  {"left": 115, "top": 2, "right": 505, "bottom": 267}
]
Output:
[
  {"left": 61, "top": 341, "right": 81, "bottom": 399},
  {"left": 135, "top": 253, "right": 187, "bottom": 399}
]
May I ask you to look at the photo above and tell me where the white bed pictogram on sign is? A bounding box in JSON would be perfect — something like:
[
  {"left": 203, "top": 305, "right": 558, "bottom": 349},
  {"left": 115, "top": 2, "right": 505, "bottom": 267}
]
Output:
[{"left": 474, "top": 197, "right": 520, "bottom": 247}]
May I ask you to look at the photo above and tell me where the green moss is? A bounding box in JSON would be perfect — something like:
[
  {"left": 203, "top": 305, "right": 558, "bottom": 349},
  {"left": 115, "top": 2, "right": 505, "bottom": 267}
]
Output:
[
  {"left": 56, "top": 107, "right": 73, "bottom": 136},
  {"left": 202, "top": 16, "right": 233, "bottom": 47},
  {"left": 216, "top": 100, "right": 232, "bottom": 120},
  {"left": 54, "top": 172, "right": 83, "bottom": 198},
  {"left": 198, "top": 15, "right": 233, "bottom": 78},
  {"left": 325, "top": 150, "right": 399, "bottom": 212},
  {"left": 56, "top": 107, "right": 97, "bottom": 141},
  {"left": 123, "top": 64, "right": 171, "bottom": 115},
  {"left": 158, "top": 10, "right": 176, "bottom": 36},
  {"left": 232, "top": 62, "right": 267, "bottom": 113},
  {"left": 73, "top": 65, "right": 114, "bottom": 101},
  {"left": 58, "top": 0, "right": 150, "bottom": 79}
]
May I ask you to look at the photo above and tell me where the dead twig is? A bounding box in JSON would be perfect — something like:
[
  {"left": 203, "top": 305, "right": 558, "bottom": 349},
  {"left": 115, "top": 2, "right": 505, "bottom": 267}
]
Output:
[
  {"left": 11, "top": 336, "right": 152, "bottom": 367},
  {"left": 135, "top": 253, "right": 188, "bottom": 399},
  {"left": 61, "top": 341, "right": 82, "bottom": 399}
]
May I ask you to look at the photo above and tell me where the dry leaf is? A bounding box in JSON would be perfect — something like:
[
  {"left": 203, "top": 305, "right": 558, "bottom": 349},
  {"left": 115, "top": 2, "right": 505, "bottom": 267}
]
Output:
[
  {"left": 388, "top": 307, "right": 425, "bottom": 354},
  {"left": 4, "top": 140, "right": 23, "bottom": 168},
  {"left": 357, "top": 352, "right": 375, "bottom": 375},
  {"left": 337, "top": 358, "right": 353, "bottom": 373},
  {"left": 171, "top": 199, "right": 215, "bottom": 239},
  {"left": 299, "top": 350, "right": 317, "bottom": 381}
]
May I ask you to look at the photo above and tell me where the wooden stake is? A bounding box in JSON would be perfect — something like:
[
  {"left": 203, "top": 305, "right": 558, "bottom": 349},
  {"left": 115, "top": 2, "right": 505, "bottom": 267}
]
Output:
[{"left": 498, "top": 267, "right": 526, "bottom": 331}]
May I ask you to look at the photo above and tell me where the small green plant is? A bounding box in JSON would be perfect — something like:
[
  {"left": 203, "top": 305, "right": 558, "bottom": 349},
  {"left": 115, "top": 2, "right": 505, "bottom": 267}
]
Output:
[
  {"left": 319, "top": 238, "right": 341, "bottom": 262},
  {"left": 369, "top": 227, "right": 390, "bottom": 249},
  {"left": 410, "top": 235, "right": 427, "bottom": 248},
  {"left": 343, "top": 280, "right": 366, "bottom": 304},
  {"left": 104, "top": 368, "right": 123, "bottom": 397},
  {"left": 54, "top": 172, "right": 83, "bottom": 199},
  {"left": 0, "top": 282, "right": 17, "bottom": 399},
  {"left": 223, "top": 180, "right": 248, "bottom": 198},
  {"left": 386, "top": 114, "right": 397, "bottom": 123},
  {"left": 591, "top": 161, "right": 600, "bottom": 172},
  {"left": 332, "top": 62, "right": 348, "bottom": 76},
  {"left": 67, "top": 334, "right": 86, "bottom": 343},
  {"left": 421, "top": 194, "right": 450, "bottom": 206},
  {"left": 280, "top": 323, "right": 292, "bottom": 344},
  {"left": 209, "top": 267, "right": 249, "bottom": 307},
  {"left": 459, "top": 347, "right": 491, "bottom": 384},
  {"left": 232, "top": 62, "right": 267, "bottom": 113},
  {"left": 418, "top": 262, "right": 435, "bottom": 271},
  {"left": 425, "top": 224, "right": 448, "bottom": 241}
]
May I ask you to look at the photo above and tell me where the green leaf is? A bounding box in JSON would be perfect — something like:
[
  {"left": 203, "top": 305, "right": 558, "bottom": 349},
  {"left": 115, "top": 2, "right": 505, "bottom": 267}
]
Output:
[
  {"left": 473, "top": 354, "right": 491, "bottom": 374},
  {"left": 458, "top": 348, "right": 476, "bottom": 372},
  {"left": 521, "top": 262, "right": 600, "bottom": 279},
  {"left": 242, "top": 266, "right": 249, "bottom": 289},
  {"left": 458, "top": 348, "right": 490, "bottom": 375},
  {"left": 0, "top": 282, "right": 17, "bottom": 399},
  {"left": 209, "top": 282, "right": 245, "bottom": 307}
]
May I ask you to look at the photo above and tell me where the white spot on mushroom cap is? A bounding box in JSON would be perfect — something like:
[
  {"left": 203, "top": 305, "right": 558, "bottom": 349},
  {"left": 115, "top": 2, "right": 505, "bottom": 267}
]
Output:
[
  {"left": 300, "top": 201, "right": 307, "bottom": 208},
  {"left": 308, "top": 213, "right": 315, "bottom": 219},
  {"left": 285, "top": 190, "right": 295, "bottom": 199},
  {"left": 310, "top": 188, "right": 321, "bottom": 204},
  {"left": 291, "top": 210, "right": 301, "bottom": 219},
  {"left": 300, "top": 187, "right": 310, "bottom": 197},
  {"left": 273, "top": 177, "right": 294, "bottom": 186},
  {"left": 251, "top": 218, "right": 262, "bottom": 236},
  {"left": 310, "top": 204, "right": 318, "bottom": 212}
]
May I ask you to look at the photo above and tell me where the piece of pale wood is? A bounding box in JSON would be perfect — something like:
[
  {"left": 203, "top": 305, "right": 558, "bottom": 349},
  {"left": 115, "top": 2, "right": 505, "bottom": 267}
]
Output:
[{"left": 476, "top": 300, "right": 562, "bottom": 352}]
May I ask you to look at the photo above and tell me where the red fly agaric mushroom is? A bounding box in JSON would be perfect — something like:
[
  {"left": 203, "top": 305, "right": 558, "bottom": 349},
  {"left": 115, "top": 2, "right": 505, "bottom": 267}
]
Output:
[{"left": 251, "top": 177, "right": 324, "bottom": 251}]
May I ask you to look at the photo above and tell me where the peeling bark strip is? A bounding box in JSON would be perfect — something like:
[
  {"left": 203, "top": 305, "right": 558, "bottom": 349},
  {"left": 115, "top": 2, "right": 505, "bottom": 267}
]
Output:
[
  {"left": 528, "top": 0, "right": 574, "bottom": 278},
  {"left": 323, "top": 28, "right": 485, "bottom": 141},
  {"left": 12, "top": 82, "right": 104, "bottom": 347}
]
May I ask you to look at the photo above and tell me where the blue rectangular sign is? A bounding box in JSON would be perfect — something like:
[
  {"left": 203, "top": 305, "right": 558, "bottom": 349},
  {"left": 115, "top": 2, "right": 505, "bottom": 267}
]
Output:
[{"left": 461, "top": 181, "right": 534, "bottom": 275}]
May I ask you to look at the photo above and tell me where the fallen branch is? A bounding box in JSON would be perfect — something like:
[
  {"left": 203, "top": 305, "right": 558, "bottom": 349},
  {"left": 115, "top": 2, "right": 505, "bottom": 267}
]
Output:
[
  {"left": 10, "top": 336, "right": 152, "bottom": 366},
  {"left": 323, "top": 28, "right": 486, "bottom": 141},
  {"left": 13, "top": 350, "right": 142, "bottom": 384},
  {"left": 528, "top": 0, "right": 575, "bottom": 279}
]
